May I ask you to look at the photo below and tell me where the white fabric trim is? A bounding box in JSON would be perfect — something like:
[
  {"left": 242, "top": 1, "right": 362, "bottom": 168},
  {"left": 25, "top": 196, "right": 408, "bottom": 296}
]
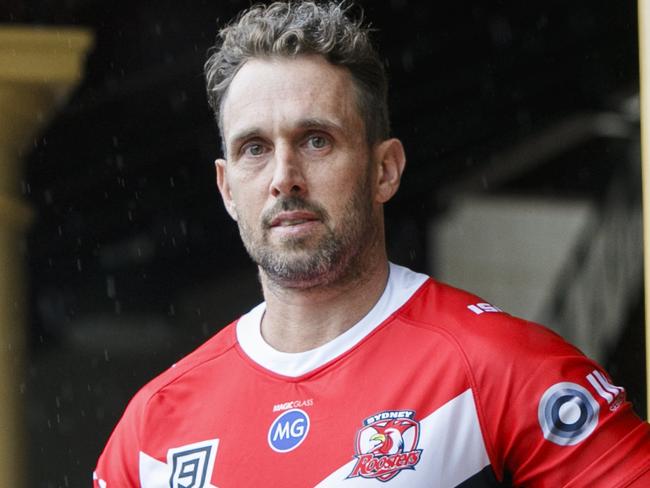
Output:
[
  {"left": 314, "top": 389, "right": 490, "bottom": 487},
  {"left": 236, "top": 263, "right": 429, "bottom": 377}
]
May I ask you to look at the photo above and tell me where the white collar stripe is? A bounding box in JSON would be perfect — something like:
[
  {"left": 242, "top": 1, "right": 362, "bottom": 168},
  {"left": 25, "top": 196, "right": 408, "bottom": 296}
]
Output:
[{"left": 236, "top": 263, "right": 429, "bottom": 377}]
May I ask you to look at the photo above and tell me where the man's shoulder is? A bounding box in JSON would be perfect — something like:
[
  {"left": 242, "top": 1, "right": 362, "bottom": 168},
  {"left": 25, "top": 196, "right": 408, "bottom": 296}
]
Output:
[
  {"left": 398, "top": 276, "right": 581, "bottom": 361},
  {"left": 129, "top": 319, "right": 240, "bottom": 407}
]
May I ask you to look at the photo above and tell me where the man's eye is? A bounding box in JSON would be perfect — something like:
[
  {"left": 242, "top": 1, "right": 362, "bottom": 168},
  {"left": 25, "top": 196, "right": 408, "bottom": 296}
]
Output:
[
  {"left": 307, "top": 135, "right": 329, "bottom": 149},
  {"left": 243, "top": 143, "right": 265, "bottom": 156}
]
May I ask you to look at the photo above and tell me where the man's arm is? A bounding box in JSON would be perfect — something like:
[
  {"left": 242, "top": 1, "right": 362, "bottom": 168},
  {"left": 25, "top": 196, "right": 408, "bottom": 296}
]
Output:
[{"left": 459, "top": 311, "right": 650, "bottom": 487}]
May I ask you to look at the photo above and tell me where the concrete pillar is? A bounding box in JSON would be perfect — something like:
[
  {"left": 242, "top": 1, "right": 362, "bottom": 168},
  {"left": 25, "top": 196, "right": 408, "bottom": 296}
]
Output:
[{"left": 0, "top": 25, "right": 93, "bottom": 486}]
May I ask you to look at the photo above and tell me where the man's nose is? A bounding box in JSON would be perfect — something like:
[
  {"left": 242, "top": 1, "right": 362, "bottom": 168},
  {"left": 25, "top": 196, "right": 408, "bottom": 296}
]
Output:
[{"left": 269, "top": 144, "right": 306, "bottom": 197}]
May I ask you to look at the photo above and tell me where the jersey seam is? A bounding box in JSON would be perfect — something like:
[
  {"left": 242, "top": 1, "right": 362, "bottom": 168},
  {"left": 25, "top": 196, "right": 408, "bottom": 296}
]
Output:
[
  {"left": 397, "top": 316, "right": 502, "bottom": 482},
  {"left": 140, "top": 334, "right": 240, "bottom": 431},
  {"left": 617, "top": 458, "right": 650, "bottom": 488}
]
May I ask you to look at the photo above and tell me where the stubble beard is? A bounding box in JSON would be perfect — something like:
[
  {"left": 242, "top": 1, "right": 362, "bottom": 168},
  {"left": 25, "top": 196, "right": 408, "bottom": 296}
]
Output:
[{"left": 237, "top": 175, "right": 377, "bottom": 290}]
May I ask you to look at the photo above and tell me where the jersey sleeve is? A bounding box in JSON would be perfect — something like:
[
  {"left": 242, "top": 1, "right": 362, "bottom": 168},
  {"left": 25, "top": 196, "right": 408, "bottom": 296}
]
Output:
[
  {"left": 93, "top": 391, "right": 146, "bottom": 487},
  {"left": 464, "top": 313, "right": 650, "bottom": 487}
]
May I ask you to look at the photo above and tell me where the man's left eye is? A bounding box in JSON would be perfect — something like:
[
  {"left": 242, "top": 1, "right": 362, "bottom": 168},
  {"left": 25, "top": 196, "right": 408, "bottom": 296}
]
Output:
[{"left": 307, "top": 135, "right": 329, "bottom": 149}]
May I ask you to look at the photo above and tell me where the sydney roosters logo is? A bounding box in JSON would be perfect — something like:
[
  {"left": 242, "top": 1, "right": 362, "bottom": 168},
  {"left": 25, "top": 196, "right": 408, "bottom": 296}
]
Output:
[{"left": 348, "top": 410, "right": 423, "bottom": 482}]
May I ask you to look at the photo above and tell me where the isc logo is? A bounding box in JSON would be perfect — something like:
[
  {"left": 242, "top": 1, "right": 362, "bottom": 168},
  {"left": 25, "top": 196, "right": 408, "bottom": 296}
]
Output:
[
  {"left": 267, "top": 408, "right": 310, "bottom": 453},
  {"left": 467, "top": 302, "right": 502, "bottom": 315}
]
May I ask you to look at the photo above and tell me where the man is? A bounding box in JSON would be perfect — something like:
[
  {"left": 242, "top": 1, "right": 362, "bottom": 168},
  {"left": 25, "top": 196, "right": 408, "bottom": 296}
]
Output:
[{"left": 94, "top": 2, "right": 650, "bottom": 487}]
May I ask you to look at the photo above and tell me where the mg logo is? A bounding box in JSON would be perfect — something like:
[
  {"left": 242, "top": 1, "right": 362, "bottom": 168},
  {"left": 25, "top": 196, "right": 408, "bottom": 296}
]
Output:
[{"left": 267, "top": 408, "right": 310, "bottom": 453}]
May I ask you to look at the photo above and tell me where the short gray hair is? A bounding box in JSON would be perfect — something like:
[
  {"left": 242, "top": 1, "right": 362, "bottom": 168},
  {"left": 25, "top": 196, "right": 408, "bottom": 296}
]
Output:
[{"left": 204, "top": 1, "right": 389, "bottom": 148}]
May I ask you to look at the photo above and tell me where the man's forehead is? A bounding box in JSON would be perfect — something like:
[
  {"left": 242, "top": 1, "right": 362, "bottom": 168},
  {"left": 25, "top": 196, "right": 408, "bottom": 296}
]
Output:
[{"left": 221, "top": 56, "right": 360, "bottom": 139}]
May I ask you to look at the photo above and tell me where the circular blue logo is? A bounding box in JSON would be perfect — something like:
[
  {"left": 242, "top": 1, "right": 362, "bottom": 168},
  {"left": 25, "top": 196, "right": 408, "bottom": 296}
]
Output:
[
  {"left": 268, "top": 408, "right": 310, "bottom": 453},
  {"left": 538, "top": 382, "right": 599, "bottom": 446}
]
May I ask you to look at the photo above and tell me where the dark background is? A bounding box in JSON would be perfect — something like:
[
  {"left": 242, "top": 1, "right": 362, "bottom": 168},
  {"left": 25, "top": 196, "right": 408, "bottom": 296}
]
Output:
[{"left": 1, "top": 1, "right": 644, "bottom": 486}]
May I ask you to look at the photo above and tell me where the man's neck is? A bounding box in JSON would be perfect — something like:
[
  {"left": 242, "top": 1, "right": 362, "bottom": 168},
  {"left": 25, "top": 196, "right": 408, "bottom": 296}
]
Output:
[{"left": 259, "top": 252, "right": 390, "bottom": 353}]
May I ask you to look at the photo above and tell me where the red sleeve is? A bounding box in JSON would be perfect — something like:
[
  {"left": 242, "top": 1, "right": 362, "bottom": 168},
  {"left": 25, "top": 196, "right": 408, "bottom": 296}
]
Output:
[
  {"left": 93, "top": 392, "right": 145, "bottom": 487},
  {"left": 464, "top": 313, "right": 650, "bottom": 487}
]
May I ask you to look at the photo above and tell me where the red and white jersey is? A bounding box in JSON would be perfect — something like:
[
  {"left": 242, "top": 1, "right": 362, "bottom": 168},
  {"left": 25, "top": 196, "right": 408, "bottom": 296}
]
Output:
[{"left": 94, "top": 264, "right": 650, "bottom": 487}]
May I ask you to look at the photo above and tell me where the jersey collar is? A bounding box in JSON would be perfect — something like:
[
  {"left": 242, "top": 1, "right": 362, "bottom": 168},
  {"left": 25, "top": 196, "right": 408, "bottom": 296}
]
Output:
[{"left": 235, "top": 262, "right": 429, "bottom": 377}]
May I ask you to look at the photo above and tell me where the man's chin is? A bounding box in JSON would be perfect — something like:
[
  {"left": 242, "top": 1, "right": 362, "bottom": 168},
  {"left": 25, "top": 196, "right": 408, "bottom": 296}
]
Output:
[{"left": 257, "top": 252, "right": 339, "bottom": 289}]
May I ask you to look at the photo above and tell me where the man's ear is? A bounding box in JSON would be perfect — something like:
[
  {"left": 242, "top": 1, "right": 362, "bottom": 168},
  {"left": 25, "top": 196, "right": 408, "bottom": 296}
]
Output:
[
  {"left": 215, "top": 158, "right": 238, "bottom": 221},
  {"left": 373, "top": 138, "right": 406, "bottom": 204}
]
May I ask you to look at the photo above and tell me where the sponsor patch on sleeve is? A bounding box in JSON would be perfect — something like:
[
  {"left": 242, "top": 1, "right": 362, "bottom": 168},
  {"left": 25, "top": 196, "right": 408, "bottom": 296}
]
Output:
[{"left": 538, "top": 382, "right": 599, "bottom": 446}]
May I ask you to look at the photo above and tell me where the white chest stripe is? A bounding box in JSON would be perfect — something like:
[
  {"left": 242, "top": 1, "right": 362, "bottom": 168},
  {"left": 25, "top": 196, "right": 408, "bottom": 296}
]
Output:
[
  {"left": 315, "top": 389, "right": 490, "bottom": 487},
  {"left": 137, "top": 390, "right": 489, "bottom": 487}
]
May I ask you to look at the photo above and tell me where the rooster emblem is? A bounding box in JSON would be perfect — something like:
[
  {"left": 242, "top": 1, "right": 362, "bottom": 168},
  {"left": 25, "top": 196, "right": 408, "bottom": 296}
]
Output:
[
  {"left": 368, "top": 419, "right": 414, "bottom": 455},
  {"left": 349, "top": 410, "right": 423, "bottom": 481}
]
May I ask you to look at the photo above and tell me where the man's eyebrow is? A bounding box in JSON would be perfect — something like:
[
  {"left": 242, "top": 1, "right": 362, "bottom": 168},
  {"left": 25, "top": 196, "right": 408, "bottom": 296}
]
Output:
[
  {"left": 229, "top": 128, "right": 263, "bottom": 147},
  {"left": 297, "top": 118, "right": 344, "bottom": 133}
]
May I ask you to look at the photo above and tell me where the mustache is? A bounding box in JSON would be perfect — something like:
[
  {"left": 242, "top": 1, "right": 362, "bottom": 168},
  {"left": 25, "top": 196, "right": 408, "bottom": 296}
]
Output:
[{"left": 261, "top": 196, "right": 328, "bottom": 227}]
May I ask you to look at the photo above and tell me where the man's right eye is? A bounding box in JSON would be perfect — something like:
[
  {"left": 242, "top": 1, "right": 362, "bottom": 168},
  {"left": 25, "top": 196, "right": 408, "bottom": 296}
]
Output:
[{"left": 242, "top": 143, "right": 265, "bottom": 157}]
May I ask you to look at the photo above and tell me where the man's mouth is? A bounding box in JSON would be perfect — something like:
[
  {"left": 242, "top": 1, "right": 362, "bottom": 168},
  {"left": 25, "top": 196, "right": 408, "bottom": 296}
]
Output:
[
  {"left": 269, "top": 211, "right": 320, "bottom": 228},
  {"left": 276, "top": 219, "right": 312, "bottom": 227}
]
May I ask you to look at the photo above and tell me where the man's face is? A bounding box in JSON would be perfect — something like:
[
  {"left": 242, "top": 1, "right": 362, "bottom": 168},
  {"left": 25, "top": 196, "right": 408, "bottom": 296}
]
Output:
[{"left": 216, "top": 55, "right": 382, "bottom": 288}]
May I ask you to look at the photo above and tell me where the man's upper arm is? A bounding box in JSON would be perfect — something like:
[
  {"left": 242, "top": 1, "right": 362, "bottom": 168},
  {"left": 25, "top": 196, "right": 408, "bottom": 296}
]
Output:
[{"left": 465, "top": 315, "right": 650, "bottom": 487}]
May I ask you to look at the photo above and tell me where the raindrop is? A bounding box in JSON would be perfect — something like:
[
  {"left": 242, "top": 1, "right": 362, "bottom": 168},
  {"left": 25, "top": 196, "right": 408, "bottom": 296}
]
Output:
[
  {"left": 106, "top": 275, "right": 116, "bottom": 298},
  {"left": 104, "top": 348, "right": 110, "bottom": 361},
  {"left": 180, "top": 220, "right": 187, "bottom": 235},
  {"left": 44, "top": 189, "right": 53, "bottom": 204},
  {"left": 169, "top": 176, "right": 175, "bottom": 188},
  {"left": 76, "top": 258, "right": 83, "bottom": 272},
  {"left": 169, "top": 304, "right": 176, "bottom": 316}
]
